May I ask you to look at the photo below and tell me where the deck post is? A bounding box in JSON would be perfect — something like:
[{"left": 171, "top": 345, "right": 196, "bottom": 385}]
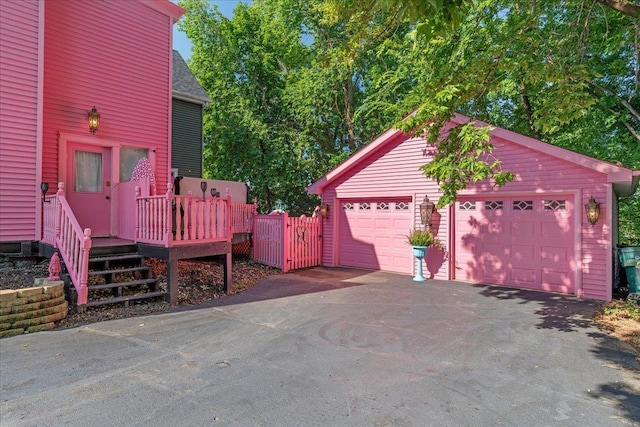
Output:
[
  {"left": 166, "top": 251, "right": 179, "bottom": 306},
  {"left": 165, "top": 182, "right": 172, "bottom": 247},
  {"left": 224, "top": 252, "right": 232, "bottom": 294}
]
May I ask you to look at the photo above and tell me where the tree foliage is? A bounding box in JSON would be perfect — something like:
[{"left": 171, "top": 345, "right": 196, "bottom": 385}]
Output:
[
  {"left": 178, "top": 0, "right": 402, "bottom": 214},
  {"left": 179, "top": 0, "right": 639, "bottom": 241}
]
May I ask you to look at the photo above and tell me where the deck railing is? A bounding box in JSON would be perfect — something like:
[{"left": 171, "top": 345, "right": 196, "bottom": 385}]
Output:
[
  {"left": 231, "top": 199, "right": 257, "bottom": 234},
  {"left": 135, "top": 183, "right": 254, "bottom": 247},
  {"left": 42, "top": 183, "right": 92, "bottom": 306}
]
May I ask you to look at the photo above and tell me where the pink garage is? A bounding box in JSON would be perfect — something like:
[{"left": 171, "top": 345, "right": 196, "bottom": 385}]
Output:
[{"left": 308, "top": 114, "right": 640, "bottom": 301}]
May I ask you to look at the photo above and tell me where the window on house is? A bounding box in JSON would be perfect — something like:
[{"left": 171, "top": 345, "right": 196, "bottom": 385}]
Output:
[{"left": 120, "top": 147, "right": 150, "bottom": 182}]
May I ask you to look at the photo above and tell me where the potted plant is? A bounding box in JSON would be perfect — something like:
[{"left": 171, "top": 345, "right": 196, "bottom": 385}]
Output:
[{"left": 406, "top": 229, "right": 440, "bottom": 282}]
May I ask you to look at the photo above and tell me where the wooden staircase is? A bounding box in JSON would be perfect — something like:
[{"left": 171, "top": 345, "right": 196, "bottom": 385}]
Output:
[{"left": 63, "top": 239, "right": 165, "bottom": 309}]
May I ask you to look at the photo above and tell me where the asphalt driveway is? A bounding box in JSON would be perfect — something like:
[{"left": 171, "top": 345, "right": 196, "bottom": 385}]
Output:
[{"left": 1, "top": 268, "right": 639, "bottom": 426}]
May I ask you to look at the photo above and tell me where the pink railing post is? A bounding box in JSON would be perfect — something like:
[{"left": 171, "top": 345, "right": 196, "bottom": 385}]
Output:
[
  {"left": 226, "top": 190, "right": 232, "bottom": 241},
  {"left": 165, "top": 182, "right": 172, "bottom": 246},
  {"left": 54, "top": 182, "right": 64, "bottom": 248},
  {"left": 135, "top": 186, "right": 141, "bottom": 241},
  {"left": 186, "top": 191, "right": 193, "bottom": 241},
  {"left": 77, "top": 228, "right": 92, "bottom": 306}
]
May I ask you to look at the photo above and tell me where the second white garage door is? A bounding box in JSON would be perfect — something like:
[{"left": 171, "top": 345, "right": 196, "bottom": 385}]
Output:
[{"left": 338, "top": 199, "right": 412, "bottom": 273}]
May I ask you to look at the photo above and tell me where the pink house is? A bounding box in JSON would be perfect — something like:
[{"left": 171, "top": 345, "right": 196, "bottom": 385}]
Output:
[
  {"left": 1, "top": 0, "right": 182, "bottom": 246},
  {"left": 0, "top": 0, "right": 254, "bottom": 308},
  {"left": 309, "top": 113, "right": 640, "bottom": 301}
]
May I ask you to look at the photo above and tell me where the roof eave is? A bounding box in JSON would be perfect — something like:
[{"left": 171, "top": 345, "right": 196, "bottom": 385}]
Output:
[
  {"left": 140, "top": 0, "right": 185, "bottom": 22},
  {"left": 173, "top": 91, "right": 210, "bottom": 106}
]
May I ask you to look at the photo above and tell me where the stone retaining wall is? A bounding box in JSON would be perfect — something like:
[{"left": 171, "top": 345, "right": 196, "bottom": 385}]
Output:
[{"left": 0, "top": 279, "right": 68, "bottom": 338}]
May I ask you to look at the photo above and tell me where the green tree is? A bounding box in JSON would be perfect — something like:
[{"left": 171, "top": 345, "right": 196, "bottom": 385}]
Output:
[{"left": 178, "top": 0, "right": 404, "bottom": 214}]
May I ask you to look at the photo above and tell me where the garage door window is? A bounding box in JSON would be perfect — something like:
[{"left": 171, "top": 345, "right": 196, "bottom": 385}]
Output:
[
  {"left": 513, "top": 200, "right": 533, "bottom": 210},
  {"left": 460, "top": 201, "right": 476, "bottom": 210},
  {"left": 544, "top": 200, "right": 566, "bottom": 211},
  {"left": 486, "top": 201, "right": 504, "bottom": 210}
]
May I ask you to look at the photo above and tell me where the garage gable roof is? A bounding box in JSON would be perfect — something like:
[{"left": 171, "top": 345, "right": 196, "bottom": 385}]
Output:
[{"left": 308, "top": 113, "right": 640, "bottom": 197}]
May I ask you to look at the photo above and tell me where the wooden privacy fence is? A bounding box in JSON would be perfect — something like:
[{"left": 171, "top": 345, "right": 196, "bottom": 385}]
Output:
[{"left": 253, "top": 213, "right": 322, "bottom": 272}]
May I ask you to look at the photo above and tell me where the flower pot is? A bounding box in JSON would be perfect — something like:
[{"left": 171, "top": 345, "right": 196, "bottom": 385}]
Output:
[{"left": 412, "top": 245, "right": 428, "bottom": 282}]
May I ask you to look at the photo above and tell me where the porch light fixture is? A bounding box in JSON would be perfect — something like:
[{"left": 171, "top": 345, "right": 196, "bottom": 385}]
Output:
[
  {"left": 319, "top": 204, "right": 329, "bottom": 218},
  {"left": 585, "top": 196, "right": 600, "bottom": 226},
  {"left": 40, "top": 182, "right": 50, "bottom": 203},
  {"left": 88, "top": 106, "right": 100, "bottom": 134},
  {"left": 420, "top": 195, "right": 435, "bottom": 228},
  {"left": 200, "top": 181, "right": 208, "bottom": 201}
]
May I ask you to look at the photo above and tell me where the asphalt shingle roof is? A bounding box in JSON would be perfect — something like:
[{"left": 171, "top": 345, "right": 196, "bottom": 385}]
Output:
[{"left": 173, "top": 50, "right": 210, "bottom": 105}]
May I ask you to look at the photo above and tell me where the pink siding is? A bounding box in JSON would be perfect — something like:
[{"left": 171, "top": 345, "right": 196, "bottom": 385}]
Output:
[
  {"left": 0, "top": 0, "right": 41, "bottom": 242},
  {"left": 42, "top": 0, "right": 173, "bottom": 192},
  {"left": 461, "top": 138, "right": 611, "bottom": 300},
  {"left": 320, "top": 125, "right": 618, "bottom": 300},
  {"left": 323, "top": 136, "right": 449, "bottom": 279}
]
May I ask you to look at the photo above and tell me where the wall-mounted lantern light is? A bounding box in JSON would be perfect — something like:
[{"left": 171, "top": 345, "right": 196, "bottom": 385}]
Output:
[
  {"left": 88, "top": 106, "right": 100, "bottom": 134},
  {"left": 40, "top": 182, "right": 50, "bottom": 203},
  {"left": 319, "top": 204, "right": 329, "bottom": 218},
  {"left": 585, "top": 196, "right": 600, "bottom": 226},
  {"left": 420, "top": 195, "right": 435, "bottom": 228}
]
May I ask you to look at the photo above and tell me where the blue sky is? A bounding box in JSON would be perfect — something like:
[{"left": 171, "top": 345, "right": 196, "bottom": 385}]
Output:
[{"left": 172, "top": 1, "right": 250, "bottom": 60}]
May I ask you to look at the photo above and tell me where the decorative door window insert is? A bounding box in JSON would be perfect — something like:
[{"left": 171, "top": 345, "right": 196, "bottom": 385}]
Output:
[
  {"left": 377, "top": 202, "right": 389, "bottom": 211},
  {"left": 343, "top": 202, "right": 354, "bottom": 210},
  {"left": 485, "top": 201, "right": 503, "bottom": 210},
  {"left": 513, "top": 200, "right": 534, "bottom": 211},
  {"left": 359, "top": 202, "right": 371, "bottom": 210},
  {"left": 396, "top": 202, "right": 409, "bottom": 211},
  {"left": 544, "top": 200, "right": 566, "bottom": 211},
  {"left": 460, "top": 201, "right": 476, "bottom": 210}
]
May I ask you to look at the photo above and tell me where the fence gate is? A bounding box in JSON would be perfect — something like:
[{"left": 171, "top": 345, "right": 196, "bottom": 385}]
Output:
[{"left": 253, "top": 213, "right": 322, "bottom": 272}]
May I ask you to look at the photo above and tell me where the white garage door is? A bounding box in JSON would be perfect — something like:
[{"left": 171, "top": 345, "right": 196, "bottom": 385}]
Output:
[
  {"left": 455, "top": 196, "right": 575, "bottom": 294},
  {"left": 338, "top": 199, "right": 412, "bottom": 273}
]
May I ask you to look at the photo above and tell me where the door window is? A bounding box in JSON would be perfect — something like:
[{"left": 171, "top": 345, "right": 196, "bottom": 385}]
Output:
[{"left": 74, "top": 151, "right": 102, "bottom": 192}]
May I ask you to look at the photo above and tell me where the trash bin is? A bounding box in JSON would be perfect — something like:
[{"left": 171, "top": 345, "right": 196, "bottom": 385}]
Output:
[{"left": 619, "top": 246, "right": 640, "bottom": 293}]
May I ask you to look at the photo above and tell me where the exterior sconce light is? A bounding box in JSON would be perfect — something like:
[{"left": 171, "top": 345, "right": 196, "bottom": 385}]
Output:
[
  {"left": 420, "top": 195, "right": 435, "bottom": 228},
  {"left": 585, "top": 196, "right": 600, "bottom": 226},
  {"left": 88, "top": 106, "right": 100, "bottom": 134},
  {"left": 319, "top": 204, "right": 329, "bottom": 218},
  {"left": 200, "top": 181, "right": 208, "bottom": 201},
  {"left": 41, "top": 182, "right": 50, "bottom": 203}
]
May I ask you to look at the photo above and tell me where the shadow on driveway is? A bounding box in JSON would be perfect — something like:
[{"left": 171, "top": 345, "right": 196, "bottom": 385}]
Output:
[{"left": 475, "top": 283, "right": 640, "bottom": 423}]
